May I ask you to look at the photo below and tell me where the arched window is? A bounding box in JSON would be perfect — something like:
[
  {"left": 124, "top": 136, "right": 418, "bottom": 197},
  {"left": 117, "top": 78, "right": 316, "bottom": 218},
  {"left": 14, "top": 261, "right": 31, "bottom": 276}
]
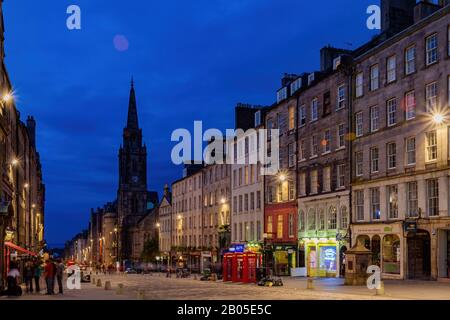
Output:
[
  {"left": 382, "top": 235, "right": 401, "bottom": 274},
  {"left": 328, "top": 206, "right": 337, "bottom": 230},
  {"left": 308, "top": 208, "right": 316, "bottom": 231},
  {"left": 318, "top": 208, "right": 326, "bottom": 230},
  {"left": 340, "top": 206, "right": 348, "bottom": 229},
  {"left": 298, "top": 210, "right": 305, "bottom": 231}
]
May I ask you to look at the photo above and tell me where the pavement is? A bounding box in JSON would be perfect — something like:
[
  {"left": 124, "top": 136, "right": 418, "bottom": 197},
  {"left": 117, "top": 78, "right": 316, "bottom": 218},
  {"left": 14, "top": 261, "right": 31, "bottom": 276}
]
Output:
[{"left": 2, "top": 273, "right": 450, "bottom": 300}]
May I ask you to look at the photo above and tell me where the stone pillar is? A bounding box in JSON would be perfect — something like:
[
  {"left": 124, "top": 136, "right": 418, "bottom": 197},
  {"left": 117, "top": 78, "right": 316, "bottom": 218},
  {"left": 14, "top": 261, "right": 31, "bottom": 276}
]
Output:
[{"left": 397, "top": 183, "right": 406, "bottom": 220}]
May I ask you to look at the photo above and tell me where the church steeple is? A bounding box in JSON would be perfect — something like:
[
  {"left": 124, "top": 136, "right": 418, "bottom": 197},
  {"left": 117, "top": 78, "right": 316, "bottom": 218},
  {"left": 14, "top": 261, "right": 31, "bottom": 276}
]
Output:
[{"left": 126, "top": 77, "right": 139, "bottom": 130}]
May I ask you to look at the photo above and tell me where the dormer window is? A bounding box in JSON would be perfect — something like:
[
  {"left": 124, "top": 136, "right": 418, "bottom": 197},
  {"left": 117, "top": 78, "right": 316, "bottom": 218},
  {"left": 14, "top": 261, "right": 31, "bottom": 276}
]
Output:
[
  {"left": 290, "top": 78, "right": 302, "bottom": 94},
  {"left": 333, "top": 56, "right": 342, "bottom": 70},
  {"left": 308, "top": 73, "right": 315, "bottom": 86},
  {"left": 254, "top": 111, "right": 262, "bottom": 127},
  {"left": 277, "top": 87, "right": 287, "bottom": 103}
]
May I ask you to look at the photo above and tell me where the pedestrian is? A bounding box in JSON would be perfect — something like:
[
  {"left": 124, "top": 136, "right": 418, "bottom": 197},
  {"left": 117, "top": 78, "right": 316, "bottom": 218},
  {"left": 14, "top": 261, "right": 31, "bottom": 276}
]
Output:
[
  {"left": 34, "top": 259, "right": 42, "bottom": 293},
  {"left": 0, "top": 261, "right": 22, "bottom": 297},
  {"left": 24, "top": 260, "right": 35, "bottom": 293},
  {"left": 51, "top": 259, "right": 57, "bottom": 294},
  {"left": 44, "top": 260, "right": 55, "bottom": 295},
  {"left": 56, "top": 259, "right": 65, "bottom": 294}
]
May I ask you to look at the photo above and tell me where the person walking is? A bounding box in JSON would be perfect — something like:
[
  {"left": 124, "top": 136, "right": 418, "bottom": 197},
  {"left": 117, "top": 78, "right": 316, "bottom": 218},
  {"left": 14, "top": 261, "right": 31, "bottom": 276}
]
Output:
[
  {"left": 44, "top": 260, "right": 55, "bottom": 295},
  {"left": 56, "top": 259, "right": 65, "bottom": 294},
  {"left": 24, "top": 260, "right": 35, "bottom": 293},
  {"left": 34, "top": 260, "right": 42, "bottom": 293},
  {"left": 0, "top": 261, "right": 22, "bottom": 297}
]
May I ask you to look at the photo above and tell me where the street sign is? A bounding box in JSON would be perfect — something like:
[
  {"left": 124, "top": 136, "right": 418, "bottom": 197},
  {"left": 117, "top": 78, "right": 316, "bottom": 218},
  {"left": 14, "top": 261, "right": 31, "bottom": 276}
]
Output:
[{"left": 404, "top": 220, "right": 417, "bottom": 233}]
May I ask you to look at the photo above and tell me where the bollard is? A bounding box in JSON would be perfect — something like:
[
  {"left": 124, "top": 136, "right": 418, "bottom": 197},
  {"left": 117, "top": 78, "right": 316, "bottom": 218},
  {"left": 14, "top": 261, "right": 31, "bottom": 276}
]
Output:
[
  {"left": 376, "top": 281, "right": 385, "bottom": 295},
  {"left": 91, "top": 276, "right": 95, "bottom": 284},
  {"left": 96, "top": 279, "right": 102, "bottom": 287},
  {"left": 116, "top": 283, "right": 124, "bottom": 295},
  {"left": 104, "top": 281, "right": 112, "bottom": 290},
  {"left": 137, "top": 289, "right": 146, "bottom": 300},
  {"left": 307, "top": 278, "right": 314, "bottom": 290}
]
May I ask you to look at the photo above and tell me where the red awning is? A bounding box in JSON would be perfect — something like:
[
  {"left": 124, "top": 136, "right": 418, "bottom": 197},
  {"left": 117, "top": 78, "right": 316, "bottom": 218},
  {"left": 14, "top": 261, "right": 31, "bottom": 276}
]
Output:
[{"left": 4, "top": 241, "right": 37, "bottom": 256}]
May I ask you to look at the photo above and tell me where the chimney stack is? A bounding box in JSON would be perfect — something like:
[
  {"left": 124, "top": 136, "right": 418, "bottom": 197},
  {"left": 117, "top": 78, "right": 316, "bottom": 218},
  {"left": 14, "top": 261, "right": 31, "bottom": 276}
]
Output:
[
  {"left": 414, "top": 1, "right": 443, "bottom": 23},
  {"left": 381, "top": 0, "right": 416, "bottom": 36},
  {"left": 26, "top": 116, "right": 36, "bottom": 149}
]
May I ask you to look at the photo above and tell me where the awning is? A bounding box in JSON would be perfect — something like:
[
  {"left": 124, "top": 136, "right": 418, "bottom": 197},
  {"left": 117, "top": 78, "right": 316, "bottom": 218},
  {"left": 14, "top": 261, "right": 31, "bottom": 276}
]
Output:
[{"left": 4, "top": 241, "right": 37, "bottom": 257}]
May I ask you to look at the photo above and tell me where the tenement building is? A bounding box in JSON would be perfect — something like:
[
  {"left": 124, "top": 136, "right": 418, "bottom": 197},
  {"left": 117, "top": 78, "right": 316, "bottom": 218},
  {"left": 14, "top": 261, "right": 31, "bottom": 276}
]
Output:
[
  {"left": 351, "top": 3, "right": 450, "bottom": 280},
  {"left": 0, "top": 1, "right": 45, "bottom": 289},
  {"left": 171, "top": 164, "right": 204, "bottom": 271},
  {"left": 296, "top": 47, "right": 352, "bottom": 278},
  {"left": 158, "top": 184, "right": 172, "bottom": 265},
  {"left": 264, "top": 74, "right": 299, "bottom": 276},
  {"left": 231, "top": 104, "right": 267, "bottom": 254}
]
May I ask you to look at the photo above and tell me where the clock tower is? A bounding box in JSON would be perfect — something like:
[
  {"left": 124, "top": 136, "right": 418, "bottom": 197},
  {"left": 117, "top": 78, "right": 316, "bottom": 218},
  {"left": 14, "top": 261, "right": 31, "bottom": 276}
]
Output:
[{"left": 117, "top": 79, "right": 148, "bottom": 261}]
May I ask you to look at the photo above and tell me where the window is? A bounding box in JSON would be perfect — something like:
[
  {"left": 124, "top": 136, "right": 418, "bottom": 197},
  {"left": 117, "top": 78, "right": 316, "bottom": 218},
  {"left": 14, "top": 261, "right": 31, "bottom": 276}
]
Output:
[
  {"left": 387, "top": 98, "right": 397, "bottom": 126},
  {"left": 288, "top": 143, "right": 296, "bottom": 167},
  {"left": 328, "top": 207, "right": 337, "bottom": 230},
  {"left": 338, "top": 124, "right": 345, "bottom": 149},
  {"left": 407, "top": 181, "right": 418, "bottom": 217},
  {"left": 405, "top": 46, "right": 416, "bottom": 75},
  {"left": 299, "top": 105, "right": 306, "bottom": 126},
  {"left": 405, "top": 90, "right": 416, "bottom": 120},
  {"left": 324, "top": 130, "right": 331, "bottom": 153},
  {"left": 250, "top": 192, "right": 255, "bottom": 210},
  {"left": 355, "top": 151, "right": 363, "bottom": 177},
  {"left": 299, "top": 139, "right": 306, "bottom": 160},
  {"left": 277, "top": 87, "right": 287, "bottom": 103},
  {"left": 288, "top": 213, "right": 294, "bottom": 238},
  {"left": 244, "top": 194, "right": 249, "bottom": 211},
  {"left": 370, "top": 106, "right": 379, "bottom": 132},
  {"left": 257, "top": 221, "right": 261, "bottom": 241},
  {"left": 448, "top": 25, "right": 450, "bottom": 56},
  {"left": 311, "top": 135, "right": 319, "bottom": 157},
  {"left": 308, "top": 209, "right": 316, "bottom": 230},
  {"left": 382, "top": 235, "right": 401, "bottom": 275},
  {"left": 288, "top": 105, "right": 295, "bottom": 130},
  {"left": 355, "top": 190, "right": 364, "bottom": 221},
  {"left": 267, "top": 216, "right": 273, "bottom": 235},
  {"left": 387, "top": 55, "right": 396, "bottom": 83},
  {"left": 370, "top": 64, "right": 379, "bottom": 91},
  {"left": 311, "top": 98, "right": 318, "bottom": 121},
  {"left": 406, "top": 137, "right": 416, "bottom": 165},
  {"left": 356, "top": 72, "right": 364, "bottom": 97},
  {"left": 340, "top": 207, "right": 348, "bottom": 229},
  {"left": 299, "top": 210, "right": 305, "bottom": 231},
  {"left": 387, "top": 142, "right": 396, "bottom": 169},
  {"left": 387, "top": 185, "right": 398, "bottom": 219},
  {"left": 337, "top": 85, "right": 346, "bottom": 110},
  {"left": 256, "top": 191, "right": 261, "bottom": 209},
  {"left": 238, "top": 195, "right": 243, "bottom": 212},
  {"left": 426, "top": 33, "right": 438, "bottom": 65},
  {"left": 337, "top": 164, "right": 345, "bottom": 188},
  {"left": 356, "top": 190, "right": 364, "bottom": 221},
  {"left": 233, "top": 196, "right": 237, "bottom": 214},
  {"left": 318, "top": 209, "right": 326, "bottom": 230},
  {"left": 370, "top": 188, "right": 381, "bottom": 220},
  {"left": 426, "top": 131, "right": 437, "bottom": 162},
  {"left": 323, "top": 166, "right": 331, "bottom": 192},
  {"left": 426, "top": 82, "right": 437, "bottom": 112},
  {"left": 277, "top": 215, "right": 283, "bottom": 239},
  {"left": 323, "top": 91, "right": 331, "bottom": 116},
  {"left": 310, "top": 170, "right": 318, "bottom": 194},
  {"left": 427, "top": 179, "right": 439, "bottom": 216},
  {"left": 299, "top": 172, "right": 306, "bottom": 196},
  {"left": 355, "top": 112, "right": 363, "bottom": 137},
  {"left": 291, "top": 78, "right": 302, "bottom": 94},
  {"left": 254, "top": 111, "right": 261, "bottom": 127},
  {"left": 289, "top": 181, "right": 295, "bottom": 201},
  {"left": 370, "top": 147, "right": 379, "bottom": 173}
]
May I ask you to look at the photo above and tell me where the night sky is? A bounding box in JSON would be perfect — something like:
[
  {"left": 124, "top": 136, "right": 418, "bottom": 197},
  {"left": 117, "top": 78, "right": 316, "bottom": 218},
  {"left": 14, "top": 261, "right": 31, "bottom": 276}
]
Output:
[{"left": 3, "top": 0, "right": 377, "bottom": 247}]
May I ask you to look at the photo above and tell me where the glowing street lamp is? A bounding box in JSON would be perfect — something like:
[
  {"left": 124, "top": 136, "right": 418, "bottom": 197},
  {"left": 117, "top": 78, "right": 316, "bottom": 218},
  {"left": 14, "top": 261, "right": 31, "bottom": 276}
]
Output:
[
  {"left": 432, "top": 113, "right": 444, "bottom": 125},
  {"left": 11, "top": 159, "right": 18, "bottom": 166},
  {"left": 24, "top": 183, "right": 29, "bottom": 189},
  {"left": 156, "top": 222, "right": 161, "bottom": 228},
  {"left": 2, "top": 93, "right": 12, "bottom": 103},
  {"left": 220, "top": 197, "right": 226, "bottom": 204},
  {"left": 278, "top": 173, "right": 286, "bottom": 182}
]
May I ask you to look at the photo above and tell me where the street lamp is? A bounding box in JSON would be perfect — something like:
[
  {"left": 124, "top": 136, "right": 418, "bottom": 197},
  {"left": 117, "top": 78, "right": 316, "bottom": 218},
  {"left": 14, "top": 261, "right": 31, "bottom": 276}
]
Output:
[
  {"left": 432, "top": 113, "right": 444, "bottom": 125},
  {"left": 278, "top": 173, "right": 286, "bottom": 182},
  {"left": 11, "top": 159, "right": 18, "bottom": 166},
  {"left": 220, "top": 197, "right": 226, "bottom": 204},
  {"left": 2, "top": 93, "right": 12, "bottom": 103},
  {"left": 24, "top": 183, "right": 29, "bottom": 189}
]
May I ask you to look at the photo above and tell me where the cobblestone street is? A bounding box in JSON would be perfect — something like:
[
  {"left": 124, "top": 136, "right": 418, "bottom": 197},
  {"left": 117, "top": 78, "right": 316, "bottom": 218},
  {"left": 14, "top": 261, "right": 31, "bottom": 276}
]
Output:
[{"left": 3, "top": 274, "right": 450, "bottom": 300}]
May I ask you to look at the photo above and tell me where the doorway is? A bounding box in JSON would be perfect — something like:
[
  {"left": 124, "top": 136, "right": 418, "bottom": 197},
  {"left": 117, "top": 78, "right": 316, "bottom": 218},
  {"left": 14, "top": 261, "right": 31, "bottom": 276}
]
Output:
[{"left": 407, "top": 230, "right": 431, "bottom": 279}]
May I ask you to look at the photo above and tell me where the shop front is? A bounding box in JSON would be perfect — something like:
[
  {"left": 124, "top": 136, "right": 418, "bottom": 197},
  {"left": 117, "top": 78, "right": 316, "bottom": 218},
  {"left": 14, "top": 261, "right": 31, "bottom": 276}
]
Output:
[
  {"left": 302, "top": 238, "right": 340, "bottom": 278},
  {"left": 271, "top": 244, "right": 297, "bottom": 276},
  {"left": 351, "top": 222, "right": 404, "bottom": 279}
]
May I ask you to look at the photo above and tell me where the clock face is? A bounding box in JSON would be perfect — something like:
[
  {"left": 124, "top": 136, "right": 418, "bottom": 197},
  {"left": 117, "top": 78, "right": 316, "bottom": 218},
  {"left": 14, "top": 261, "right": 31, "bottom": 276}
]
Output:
[{"left": 132, "top": 176, "right": 139, "bottom": 183}]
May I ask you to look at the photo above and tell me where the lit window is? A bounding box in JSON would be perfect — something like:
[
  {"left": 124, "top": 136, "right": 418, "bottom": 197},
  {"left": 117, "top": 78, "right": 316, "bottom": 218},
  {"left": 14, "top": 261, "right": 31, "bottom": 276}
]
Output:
[
  {"left": 426, "top": 82, "right": 438, "bottom": 112},
  {"left": 426, "top": 131, "right": 437, "bottom": 162},
  {"left": 387, "top": 185, "right": 398, "bottom": 219}
]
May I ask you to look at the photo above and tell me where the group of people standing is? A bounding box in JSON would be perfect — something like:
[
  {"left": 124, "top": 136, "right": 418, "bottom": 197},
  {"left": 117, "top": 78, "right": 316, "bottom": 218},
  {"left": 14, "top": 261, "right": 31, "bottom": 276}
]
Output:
[{"left": 1, "top": 257, "right": 65, "bottom": 297}]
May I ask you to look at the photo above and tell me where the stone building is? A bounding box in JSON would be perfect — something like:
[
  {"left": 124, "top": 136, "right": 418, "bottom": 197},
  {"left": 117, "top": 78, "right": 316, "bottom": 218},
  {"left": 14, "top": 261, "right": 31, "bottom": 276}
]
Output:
[
  {"left": 264, "top": 74, "right": 299, "bottom": 276},
  {"left": 0, "top": 0, "right": 45, "bottom": 289},
  {"left": 230, "top": 104, "right": 267, "bottom": 250},
  {"left": 296, "top": 47, "right": 352, "bottom": 278},
  {"left": 158, "top": 184, "right": 172, "bottom": 263},
  {"left": 351, "top": 2, "right": 450, "bottom": 280},
  {"left": 171, "top": 164, "right": 204, "bottom": 271}
]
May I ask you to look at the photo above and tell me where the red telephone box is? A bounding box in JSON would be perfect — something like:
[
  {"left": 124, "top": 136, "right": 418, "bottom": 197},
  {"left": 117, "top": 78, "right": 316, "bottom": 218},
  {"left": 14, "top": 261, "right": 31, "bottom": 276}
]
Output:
[
  {"left": 242, "top": 252, "right": 257, "bottom": 283},
  {"left": 222, "top": 253, "right": 233, "bottom": 282}
]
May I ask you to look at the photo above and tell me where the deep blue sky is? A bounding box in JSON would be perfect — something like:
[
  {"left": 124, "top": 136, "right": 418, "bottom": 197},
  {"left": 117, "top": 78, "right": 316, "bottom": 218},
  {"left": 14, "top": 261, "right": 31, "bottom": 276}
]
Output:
[{"left": 3, "top": 0, "right": 377, "bottom": 247}]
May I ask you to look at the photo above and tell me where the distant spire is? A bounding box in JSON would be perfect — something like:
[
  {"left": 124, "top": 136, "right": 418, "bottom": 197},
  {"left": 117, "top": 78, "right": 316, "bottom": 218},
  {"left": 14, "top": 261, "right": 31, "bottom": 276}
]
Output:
[{"left": 127, "top": 77, "right": 139, "bottom": 129}]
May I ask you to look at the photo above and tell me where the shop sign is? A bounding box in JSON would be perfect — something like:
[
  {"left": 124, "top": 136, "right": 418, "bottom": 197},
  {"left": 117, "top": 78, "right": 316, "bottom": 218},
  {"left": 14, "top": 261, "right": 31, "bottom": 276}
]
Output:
[
  {"left": 404, "top": 221, "right": 417, "bottom": 233},
  {"left": 229, "top": 244, "right": 245, "bottom": 253}
]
